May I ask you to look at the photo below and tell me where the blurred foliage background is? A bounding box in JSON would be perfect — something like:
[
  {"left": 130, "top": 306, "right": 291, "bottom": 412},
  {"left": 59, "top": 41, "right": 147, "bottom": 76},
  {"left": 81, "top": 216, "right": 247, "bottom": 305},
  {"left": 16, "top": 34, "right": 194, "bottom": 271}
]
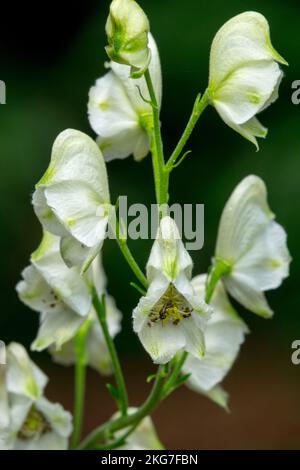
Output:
[{"left": 0, "top": 0, "right": 299, "bottom": 448}]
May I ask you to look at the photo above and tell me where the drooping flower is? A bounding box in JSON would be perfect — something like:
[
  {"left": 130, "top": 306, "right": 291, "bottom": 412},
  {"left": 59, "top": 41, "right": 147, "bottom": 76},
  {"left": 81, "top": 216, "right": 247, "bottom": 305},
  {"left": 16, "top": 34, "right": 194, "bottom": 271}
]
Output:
[
  {"left": 214, "top": 175, "right": 291, "bottom": 318},
  {"left": 33, "top": 129, "right": 111, "bottom": 272},
  {"left": 16, "top": 232, "right": 92, "bottom": 352},
  {"left": 183, "top": 275, "right": 248, "bottom": 409},
  {"left": 208, "top": 12, "right": 287, "bottom": 149},
  {"left": 88, "top": 34, "right": 161, "bottom": 162},
  {"left": 133, "top": 216, "right": 212, "bottom": 364},
  {"left": 111, "top": 408, "right": 163, "bottom": 450},
  {"left": 50, "top": 257, "right": 122, "bottom": 375},
  {"left": 0, "top": 343, "right": 72, "bottom": 450},
  {"left": 17, "top": 233, "right": 122, "bottom": 373},
  {"left": 105, "top": 0, "right": 150, "bottom": 78}
]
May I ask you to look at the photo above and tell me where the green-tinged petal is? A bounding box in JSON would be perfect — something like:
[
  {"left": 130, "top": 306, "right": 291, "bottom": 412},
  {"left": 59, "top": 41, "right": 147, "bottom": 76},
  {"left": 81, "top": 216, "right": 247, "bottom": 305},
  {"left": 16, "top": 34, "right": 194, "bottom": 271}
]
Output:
[
  {"left": 209, "top": 11, "right": 287, "bottom": 89},
  {"left": 183, "top": 275, "right": 247, "bottom": 403},
  {"left": 147, "top": 216, "right": 193, "bottom": 283},
  {"left": 213, "top": 61, "right": 281, "bottom": 125},
  {"left": 36, "top": 397, "right": 72, "bottom": 438},
  {"left": 110, "top": 33, "right": 162, "bottom": 112},
  {"left": 6, "top": 343, "right": 47, "bottom": 399},
  {"left": 60, "top": 235, "right": 102, "bottom": 274},
  {"left": 216, "top": 176, "right": 291, "bottom": 316},
  {"left": 33, "top": 129, "right": 110, "bottom": 265},
  {"left": 32, "top": 310, "right": 85, "bottom": 351},
  {"left": 44, "top": 181, "right": 109, "bottom": 248},
  {"left": 105, "top": 0, "right": 150, "bottom": 74},
  {"left": 214, "top": 108, "right": 268, "bottom": 149},
  {"left": 30, "top": 232, "right": 91, "bottom": 316}
]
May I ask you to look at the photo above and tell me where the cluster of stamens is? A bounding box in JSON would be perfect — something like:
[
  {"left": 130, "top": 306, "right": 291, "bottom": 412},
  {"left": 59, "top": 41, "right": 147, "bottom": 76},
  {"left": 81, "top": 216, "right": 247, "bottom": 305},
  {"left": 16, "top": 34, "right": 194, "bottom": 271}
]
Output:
[
  {"left": 148, "top": 284, "right": 192, "bottom": 327},
  {"left": 42, "top": 289, "right": 59, "bottom": 309},
  {"left": 18, "top": 406, "right": 51, "bottom": 440}
]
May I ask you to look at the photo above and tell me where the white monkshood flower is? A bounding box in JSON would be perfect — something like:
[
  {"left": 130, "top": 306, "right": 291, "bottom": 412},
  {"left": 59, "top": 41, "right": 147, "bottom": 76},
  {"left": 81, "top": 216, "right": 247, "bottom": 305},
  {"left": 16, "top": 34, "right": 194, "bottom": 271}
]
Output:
[
  {"left": 111, "top": 408, "right": 163, "bottom": 450},
  {"left": 105, "top": 0, "right": 150, "bottom": 78},
  {"left": 16, "top": 232, "right": 92, "bottom": 351},
  {"left": 183, "top": 275, "right": 248, "bottom": 409},
  {"left": 33, "top": 129, "right": 111, "bottom": 272},
  {"left": 0, "top": 343, "right": 72, "bottom": 450},
  {"left": 50, "top": 257, "right": 122, "bottom": 375},
  {"left": 215, "top": 175, "right": 291, "bottom": 318},
  {"left": 88, "top": 34, "right": 161, "bottom": 162},
  {"left": 208, "top": 12, "right": 287, "bottom": 149},
  {"left": 133, "top": 216, "right": 212, "bottom": 364}
]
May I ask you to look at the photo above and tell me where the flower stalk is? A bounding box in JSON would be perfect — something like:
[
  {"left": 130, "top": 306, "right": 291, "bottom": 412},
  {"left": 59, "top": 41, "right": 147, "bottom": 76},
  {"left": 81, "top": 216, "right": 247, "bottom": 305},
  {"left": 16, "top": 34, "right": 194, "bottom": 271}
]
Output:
[{"left": 93, "top": 290, "right": 129, "bottom": 417}]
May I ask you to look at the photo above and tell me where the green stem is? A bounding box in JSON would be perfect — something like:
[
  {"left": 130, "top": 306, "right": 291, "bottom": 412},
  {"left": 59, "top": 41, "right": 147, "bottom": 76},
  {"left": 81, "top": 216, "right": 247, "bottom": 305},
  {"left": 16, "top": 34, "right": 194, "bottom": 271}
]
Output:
[
  {"left": 93, "top": 291, "right": 129, "bottom": 417},
  {"left": 71, "top": 320, "right": 92, "bottom": 449},
  {"left": 166, "top": 90, "right": 209, "bottom": 171},
  {"left": 205, "top": 257, "right": 231, "bottom": 303},
  {"left": 78, "top": 365, "right": 165, "bottom": 450},
  {"left": 115, "top": 217, "right": 148, "bottom": 289},
  {"left": 162, "top": 351, "right": 188, "bottom": 398},
  {"left": 144, "top": 69, "right": 169, "bottom": 209}
]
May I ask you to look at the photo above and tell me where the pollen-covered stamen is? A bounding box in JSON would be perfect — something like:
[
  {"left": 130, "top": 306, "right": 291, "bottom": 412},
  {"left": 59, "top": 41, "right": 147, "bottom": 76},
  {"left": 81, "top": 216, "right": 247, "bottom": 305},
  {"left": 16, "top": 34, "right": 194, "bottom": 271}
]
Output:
[
  {"left": 18, "top": 405, "right": 51, "bottom": 440},
  {"left": 148, "top": 284, "right": 192, "bottom": 327}
]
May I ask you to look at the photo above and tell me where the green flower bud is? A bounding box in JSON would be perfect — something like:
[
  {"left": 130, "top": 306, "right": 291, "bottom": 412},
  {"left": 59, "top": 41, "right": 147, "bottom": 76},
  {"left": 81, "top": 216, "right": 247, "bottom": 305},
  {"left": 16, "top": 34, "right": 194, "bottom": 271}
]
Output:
[{"left": 105, "top": 0, "right": 150, "bottom": 78}]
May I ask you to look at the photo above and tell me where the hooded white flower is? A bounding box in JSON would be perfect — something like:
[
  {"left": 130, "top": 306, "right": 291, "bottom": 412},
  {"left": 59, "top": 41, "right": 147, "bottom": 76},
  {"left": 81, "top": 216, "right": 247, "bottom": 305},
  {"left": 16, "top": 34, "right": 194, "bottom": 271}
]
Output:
[
  {"left": 17, "top": 234, "right": 122, "bottom": 372},
  {"left": 215, "top": 175, "right": 291, "bottom": 318},
  {"left": 183, "top": 275, "right": 248, "bottom": 409},
  {"left": 111, "top": 407, "right": 163, "bottom": 450},
  {"left": 50, "top": 257, "right": 122, "bottom": 375},
  {"left": 88, "top": 34, "right": 161, "bottom": 162},
  {"left": 33, "top": 129, "right": 111, "bottom": 272},
  {"left": 208, "top": 12, "right": 287, "bottom": 149},
  {"left": 16, "top": 232, "right": 92, "bottom": 352},
  {"left": 0, "top": 343, "right": 72, "bottom": 450},
  {"left": 105, "top": 0, "right": 150, "bottom": 78},
  {"left": 133, "top": 216, "right": 212, "bottom": 364}
]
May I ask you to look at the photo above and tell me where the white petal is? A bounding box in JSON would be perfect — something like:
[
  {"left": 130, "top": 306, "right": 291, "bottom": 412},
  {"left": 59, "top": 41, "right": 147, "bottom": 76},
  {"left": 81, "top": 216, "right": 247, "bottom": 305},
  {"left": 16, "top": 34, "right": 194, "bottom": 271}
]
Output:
[
  {"left": 214, "top": 108, "right": 268, "bottom": 149},
  {"left": 184, "top": 275, "right": 247, "bottom": 395},
  {"left": 44, "top": 181, "right": 109, "bottom": 248},
  {"left": 36, "top": 397, "right": 72, "bottom": 438},
  {"left": 60, "top": 235, "right": 102, "bottom": 273},
  {"left": 147, "top": 216, "right": 193, "bottom": 283},
  {"left": 97, "top": 126, "right": 148, "bottom": 162},
  {"left": 216, "top": 175, "right": 273, "bottom": 262},
  {"left": 88, "top": 71, "right": 148, "bottom": 162},
  {"left": 209, "top": 11, "right": 287, "bottom": 90},
  {"left": 9, "top": 394, "right": 32, "bottom": 434},
  {"left": 32, "top": 310, "right": 85, "bottom": 351},
  {"left": 233, "top": 221, "right": 290, "bottom": 291},
  {"left": 88, "top": 71, "right": 138, "bottom": 137},
  {"left": 0, "top": 365, "right": 10, "bottom": 429},
  {"left": 31, "top": 232, "right": 92, "bottom": 316},
  {"left": 6, "top": 343, "right": 47, "bottom": 399},
  {"left": 181, "top": 314, "right": 206, "bottom": 358},
  {"left": 36, "top": 129, "right": 109, "bottom": 200},
  {"left": 216, "top": 176, "right": 291, "bottom": 315},
  {"left": 138, "top": 320, "right": 186, "bottom": 364},
  {"left": 213, "top": 61, "right": 282, "bottom": 125},
  {"left": 223, "top": 276, "right": 273, "bottom": 318},
  {"left": 32, "top": 188, "right": 68, "bottom": 237}
]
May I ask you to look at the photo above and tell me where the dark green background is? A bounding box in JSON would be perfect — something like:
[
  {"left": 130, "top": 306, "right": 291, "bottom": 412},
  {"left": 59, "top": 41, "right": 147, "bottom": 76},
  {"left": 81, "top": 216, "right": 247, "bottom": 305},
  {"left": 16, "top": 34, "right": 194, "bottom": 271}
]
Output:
[{"left": 0, "top": 0, "right": 298, "bottom": 360}]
